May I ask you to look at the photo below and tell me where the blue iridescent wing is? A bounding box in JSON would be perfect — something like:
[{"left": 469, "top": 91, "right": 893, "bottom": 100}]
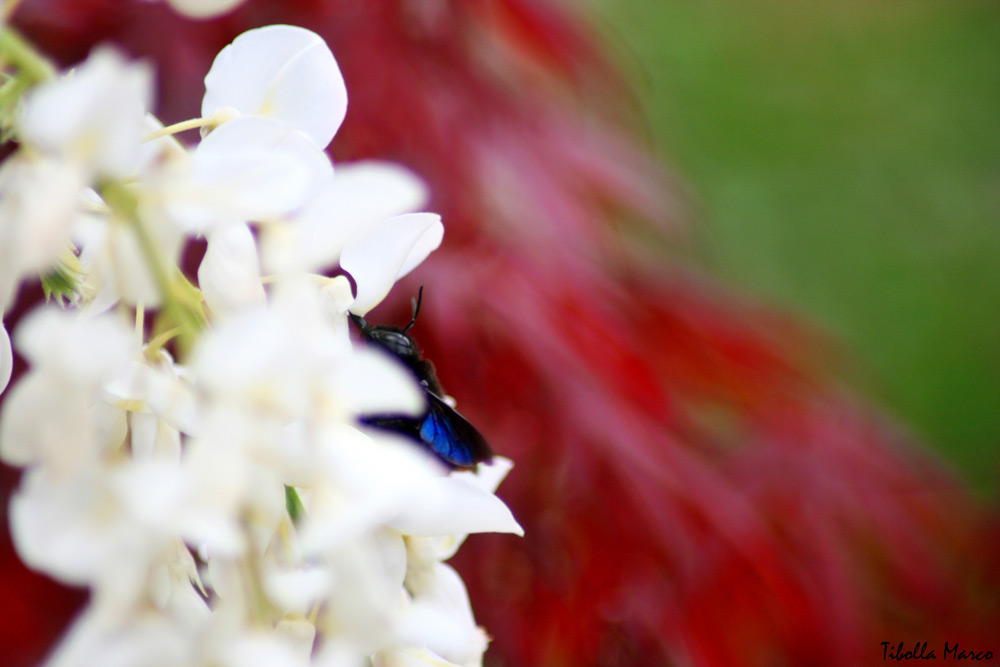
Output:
[{"left": 418, "top": 393, "right": 493, "bottom": 468}]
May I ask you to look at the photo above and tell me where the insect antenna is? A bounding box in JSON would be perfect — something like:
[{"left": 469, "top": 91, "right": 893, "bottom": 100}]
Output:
[{"left": 402, "top": 286, "right": 424, "bottom": 333}]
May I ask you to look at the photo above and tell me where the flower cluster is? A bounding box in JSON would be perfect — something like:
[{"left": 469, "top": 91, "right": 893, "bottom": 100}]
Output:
[{"left": 0, "top": 24, "right": 520, "bottom": 667}]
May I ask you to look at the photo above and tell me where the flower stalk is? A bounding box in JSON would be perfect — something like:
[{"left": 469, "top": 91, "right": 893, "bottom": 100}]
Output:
[{"left": 101, "top": 180, "right": 207, "bottom": 357}]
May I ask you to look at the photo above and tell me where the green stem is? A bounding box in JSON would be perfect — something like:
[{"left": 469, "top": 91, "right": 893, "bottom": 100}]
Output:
[
  {"left": 102, "top": 182, "right": 207, "bottom": 358},
  {"left": 0, "top": 26, "right": 56, "bottom": 83},
  {"left": 285, "top": 485, "right": 306, "bottom": 525}
]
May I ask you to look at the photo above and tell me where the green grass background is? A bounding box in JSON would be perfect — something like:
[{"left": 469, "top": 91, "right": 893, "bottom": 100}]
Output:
[{"left": 595, "top": 0, "right": 1000, "bottom": 492}]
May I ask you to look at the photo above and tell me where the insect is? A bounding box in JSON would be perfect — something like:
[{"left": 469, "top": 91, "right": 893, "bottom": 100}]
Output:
[{"left": 349, "top": 288, "right": 493, "bottom": 470}]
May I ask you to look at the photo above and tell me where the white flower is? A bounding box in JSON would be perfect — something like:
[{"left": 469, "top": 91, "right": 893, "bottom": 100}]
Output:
[
  {"left": 0, "top": 155, "right": 85, "bottom": 310},
  {"left": 203, "top": 25, "right": 348, "bottom": 149},
  {"left": 18, "top": 47, "right": 152, "bottom": 179}
]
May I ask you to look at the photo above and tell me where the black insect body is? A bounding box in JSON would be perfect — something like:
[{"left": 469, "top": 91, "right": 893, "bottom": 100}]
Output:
[{"left": 349, "top": 290, "right": 493, "bottom": 470}]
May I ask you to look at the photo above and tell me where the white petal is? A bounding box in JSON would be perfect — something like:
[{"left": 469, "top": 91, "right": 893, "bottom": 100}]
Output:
[
  {"left": 74, "top": 206, "right": 179, "bottom": 309},
  {"left": 203, "top": 25, "right": 347, "bottom": 148},
  {"left": 274, "top": 619, "right": 317, "bottom": 666},
  {"left": 174, "top": 117, "right": 333, "bottom": 231},
  {"left": 0, "top": 371, "right": 94, "bottom": 469},
  {"left": 90, "top": 399, "right": 128, "bottom": 453},
  {"left": 452, "top": 457, "right": 514, "bottom": 495},
  {"left": 198, "top": 223, "right": 266, "bottom": 319},
  {"left": 319, "top": 276, "right": 355, "bottom": 356},
  {"left": 333, "top": 347, "right": 425, "bottom": 417},
  {"left": 0, "top": 156, "right": 84, "bottom": 282},
  {"left": 129, "top": 412, "right": 182, "bottom": 462},
  {"left": 112, "top": 460, "right": 185, "bottom": 531},
  {"left": 0, "top": 320, "right": 11, "bottom": 395},
  {"left": 166, "top": 0, "right": 244, "bottom": 19},
  {"left": 401, "top": 564, "right": 488, "bottom": 667},
  {"left": 277, "top": 162, "right": 428, "bottom": 273},
  {"left": 395, "top": 217, "right": 444, "bottom": 281},
  {"left": 265, "top": 568, "right": 332, "bottom": 612},
  {"left": 298, "top": 427, "right": 441, "bottom": 555},
  {"left": 342, "top": 214, "right": 444, "bottom": 316},
  {"left": 15, "top": 306, "right": 135, "bottom": 385},
  {"left": 108, "top": 223, "right": 168, "bottom": 307},
  {"left": 192, "top": 308, "right": 315, "bottom": 418},
  {"left": 400, "top": 461, "right": 520, "bottom": 564},
  {"left": 387, "top": 477, "right": 523, "bottom": 538},
  {"left": 375, "top": 647, "right": 464, "bottom": 667},
  {"left": 9, "top": 468, "right": 126, "bottom": 586},
  {"left": 19, "top": 47, "right": 152, "bottom": 178},
  {"left": 46, "top": 610, "right": 194, "bottom": 667},
  {"left": 218, "top": 633, "right": 304, "bottom": 667}
]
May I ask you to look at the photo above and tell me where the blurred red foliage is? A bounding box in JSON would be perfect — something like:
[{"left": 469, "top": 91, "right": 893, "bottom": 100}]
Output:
[{"left": 3, "top": 1, "right": 997, "bottom": 665}]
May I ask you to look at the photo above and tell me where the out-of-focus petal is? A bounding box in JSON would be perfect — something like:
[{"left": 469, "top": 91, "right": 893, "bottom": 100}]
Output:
[
  {"left": 0, "top": 372, "right": 93, "bottom": 469},
  {"left": 45, "top": 610, "right": 194, "bottom": 667},
  {"left": 265, "top": 568, "right": 332, "bottom": 613},
  {"left": 166, "top": 0, "right": 244, "bottom": 20},
  {"left": 299, "top": 427, "right": 442, "bottom": 555},
  {"left": 0, "top": 156, "right": 84, "bottom": 294},
  {"left": 332, "top": 347, "right": 425, "bottom": 417},
  {"left": 15, "top": 306, "right": 135, "bottom": 385},
  {"left": 319, "top": 276, "right": 355, "bottom": 356},
  {"left": 400, "top": 563, "right": 487, "bottom": 667},
  {"left": 217, "top": 632, "right": 304, "bottom": 667},
  {"left": 375, "top": 647, "right": 464, "bottom": 667},
  {"left": 202, "top": 25, "right": 347, "bottom": 149},
  {"left": 0, "top": 320, "right": 11, "bottom": 394},
  {"left": 274, "top": 618, "right": 317, "bottom": 666},
  {"left": 198, "top": 223, "right": 266, "bottom": 319},
  {"left": 9, "top": 468, "right": 128, "bottom": 587},
  {"left": 129, "top": 412, "right": 182, "bottom": 462},
  {"left": 342, "top": 214, "right": 444, "bottom": 316},
  {"left": 19, "top": 47, "right": 152, "bottom": 178}
]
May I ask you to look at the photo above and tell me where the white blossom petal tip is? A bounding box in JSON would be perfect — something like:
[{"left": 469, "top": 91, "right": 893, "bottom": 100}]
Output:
[
  {"left": 388, "top": 476, "right": 524, "bottom": 538},
  {"left": 202, "top": 25, "right": 347, "bottom": 149},
  {"left": 453, "top": 456, "right": 515, "bottom": 495},
  {"left": 343, "top": 213, "right": 445, "bottom": 316}
]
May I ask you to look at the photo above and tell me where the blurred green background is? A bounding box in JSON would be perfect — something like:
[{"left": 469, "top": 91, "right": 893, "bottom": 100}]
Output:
[{"left": 596, "top": 0, "right": 1000, "bottom": 492}]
